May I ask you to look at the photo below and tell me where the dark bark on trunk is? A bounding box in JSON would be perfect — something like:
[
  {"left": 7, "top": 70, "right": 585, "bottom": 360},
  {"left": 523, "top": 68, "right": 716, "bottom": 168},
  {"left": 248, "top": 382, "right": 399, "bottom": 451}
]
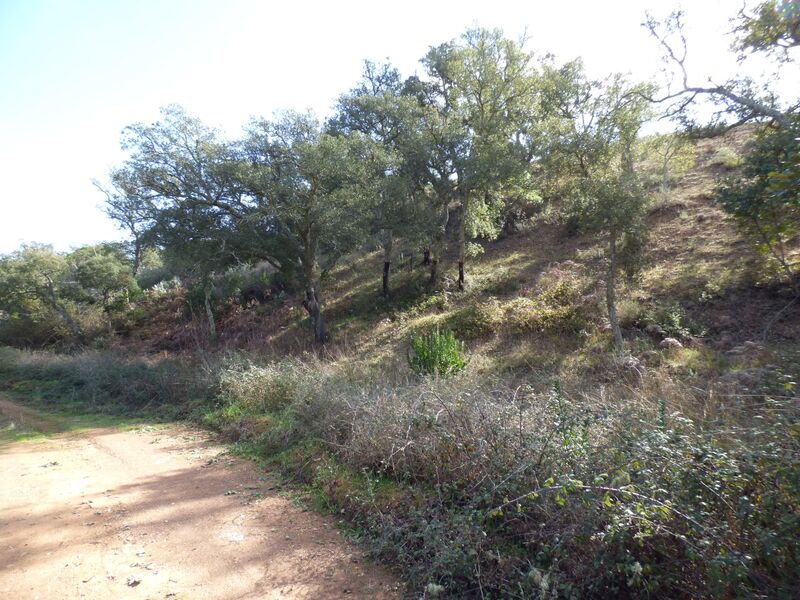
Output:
[
  {"left": 423, "top": 249, "right": 431, "bottom": 265},
  {"left": 382, "top": 229, "right": 393, "bottom": 298},
  {"left": 429, "top": 259, "right": 439, "bottom": 286},
  {"left": 382, "top": 262, "right": 391, "bottom": 298},
  {"left": 302, "top": 287, "right": 327, "bottom": 344},
  {"left": 429, "top": 203, "right": 450, "bottom": 288},
  {"left": 457, "top": 191, "right": 468, "bottom": 292},
  {"left": 300, "top": 199, "right": 326, "bottom": 344},
  {"left": 606, "top": 232, "right": 624, "bottom": 354},
  {"left": 132, "top": 239, "right": 142, "bottom": 278},
  {"left": 204, "top": 286, "right": 217, "bottom": 341}
]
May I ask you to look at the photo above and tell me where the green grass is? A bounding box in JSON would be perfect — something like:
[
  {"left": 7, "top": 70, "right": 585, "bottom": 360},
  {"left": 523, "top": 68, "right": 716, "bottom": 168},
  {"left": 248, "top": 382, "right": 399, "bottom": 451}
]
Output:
[
  {"left": 0, "top": 412, "right": 44, "bottom": 444},
  {"left": 0, "top": 395, "right": 161, "bottom": 448}
]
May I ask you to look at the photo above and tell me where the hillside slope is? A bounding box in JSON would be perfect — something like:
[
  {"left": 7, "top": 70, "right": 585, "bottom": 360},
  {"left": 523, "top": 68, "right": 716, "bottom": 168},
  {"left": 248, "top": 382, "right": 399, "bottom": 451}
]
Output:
[
  {"left": 5, "top": 128, "right": 798, "bottom": 599},
  {"left": 121, "top": 126, "right": 799, "bottom": 397}
]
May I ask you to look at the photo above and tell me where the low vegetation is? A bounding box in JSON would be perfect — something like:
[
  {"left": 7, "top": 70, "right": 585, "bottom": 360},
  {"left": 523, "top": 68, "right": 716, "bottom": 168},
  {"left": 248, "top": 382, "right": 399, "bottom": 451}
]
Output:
[
  {"left": 2, "top": 347, "right": 797, "bottom": 597},
  {"left": 1, "top": 2, "right": 799, "bottom": 598}
]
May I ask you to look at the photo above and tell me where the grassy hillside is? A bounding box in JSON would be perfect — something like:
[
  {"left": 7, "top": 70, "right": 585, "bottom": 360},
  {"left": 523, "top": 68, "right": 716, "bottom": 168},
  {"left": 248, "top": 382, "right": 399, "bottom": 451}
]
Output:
[
  {"left": 3, "top": 128, "right": 798, "bottom": 598},
  {"left": 117, "top": 126, "right": 798, "bottom": 393}
]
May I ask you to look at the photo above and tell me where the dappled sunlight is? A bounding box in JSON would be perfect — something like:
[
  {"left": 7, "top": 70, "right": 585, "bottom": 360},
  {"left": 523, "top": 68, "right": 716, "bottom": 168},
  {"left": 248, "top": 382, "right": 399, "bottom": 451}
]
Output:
[{"left": 0, "top": 424, "right": 399, "bottom": 599}]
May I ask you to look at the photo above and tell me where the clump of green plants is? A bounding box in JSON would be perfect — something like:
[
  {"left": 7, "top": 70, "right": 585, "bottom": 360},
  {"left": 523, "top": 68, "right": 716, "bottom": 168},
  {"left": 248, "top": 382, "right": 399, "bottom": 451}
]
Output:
[
  {"left": 708, "top": 145, "right": 743, "bottom": 169},
  {"left": 644, "top": 303, "right": 705, "bottom": 339},
  {"left": 444, "top": 300, "right": 502, "bottom": 339},
  {"left": 408, "top": 327, "right": 467, "bottom": 377}
]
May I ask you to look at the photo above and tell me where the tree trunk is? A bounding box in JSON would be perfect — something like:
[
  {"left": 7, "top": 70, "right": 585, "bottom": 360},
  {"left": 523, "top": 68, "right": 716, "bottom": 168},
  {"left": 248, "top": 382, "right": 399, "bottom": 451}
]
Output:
[
  {"left": 302, "top": 287, "right": 327, "bottom": 344},
  {"left": 132, "top": 239, "right": 142, "bottom": 278},
  {"left": 44, "top": 281, "right": 82, "bottom": 339},
  {"left": 382, "top": 228, "right": 393, "bottom": 298},
  {"left": 606, "top": 232, "right": 624, "bottom": 354},
  {"left": 429, "top": 204, "right": 449, "bottom": 288},
  {"left": 300, "top": 211, "right": 327, "bottom": 344},
  {"left": 661, "top": 157, "right": 670, "bottom": 194},
  {"left": 204, "top": 285, "right": 217, "bottom": 341},
  {"left": 52, "top": 301, "right": 82, "bottom": 339},
  {"left": 457, "top": 191, "right": 469, "bottom": 291}
]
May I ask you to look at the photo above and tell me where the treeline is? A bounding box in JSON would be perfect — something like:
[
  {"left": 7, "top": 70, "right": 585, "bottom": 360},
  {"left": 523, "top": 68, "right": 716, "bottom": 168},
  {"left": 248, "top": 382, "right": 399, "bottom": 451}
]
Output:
[
  {"left": 0, "top": 243, "right": 139, "bottom": 346},
  {"left": 2, "top": 3, "right": 798, "bottom": 349},
  {"left": 93, "top": 30, "right": 659, "bottom": 346}
]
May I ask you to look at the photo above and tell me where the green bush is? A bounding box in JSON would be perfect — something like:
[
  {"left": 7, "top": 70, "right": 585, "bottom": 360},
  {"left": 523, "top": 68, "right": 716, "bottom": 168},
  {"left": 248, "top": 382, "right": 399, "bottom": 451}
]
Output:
[
  {"left": 408, "top": 328, "right": 467, "bottom": 377},
  {"left": 709, "top": 145, "right": 743, "bottom": 169},
  {"left": 444, "top": 302, "right": 501, "bottom": 339},
  {"left": 644, "top": 303, "right": 705, "bottom": 339}
]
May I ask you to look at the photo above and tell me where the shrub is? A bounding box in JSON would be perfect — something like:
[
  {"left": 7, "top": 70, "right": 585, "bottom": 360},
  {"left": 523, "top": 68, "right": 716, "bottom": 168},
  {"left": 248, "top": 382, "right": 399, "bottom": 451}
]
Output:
[
  {"left": 288, "top": 376, "right": 799, "bottom": 598},
  {"left": 408, "top": 328, "right": 467, "bottom": 377},
  {"left": 0, "top": 348, "right": 209, "bottom": 417},
  {"left": 644, "top": 303, "right": 705, "bottom": 339},
  {"left": 216, "top": 356, "right": 307, "bottom": 413},
  {"left": 709, "top": 146, "right": 743, "bottom": 169},
  {"left": 444, "top": 301, "right": 501, "bottom": 339}
]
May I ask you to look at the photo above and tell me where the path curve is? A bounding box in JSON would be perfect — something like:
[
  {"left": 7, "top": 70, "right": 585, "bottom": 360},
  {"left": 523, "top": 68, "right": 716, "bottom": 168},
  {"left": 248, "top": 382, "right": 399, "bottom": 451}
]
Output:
[{"left": 0, "top": 404, "right": 400, "bottom": 599}]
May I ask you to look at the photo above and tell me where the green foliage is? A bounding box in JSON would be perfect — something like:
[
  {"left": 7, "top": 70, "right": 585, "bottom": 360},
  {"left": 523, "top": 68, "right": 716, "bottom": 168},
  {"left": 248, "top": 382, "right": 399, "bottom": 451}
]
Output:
[
  {"left": 709, "top": 145, "right": 743, "bottom": 169},
  {"left": 331, "top": 60, "right": 436, "bottom": 271},
  {"left": 637, "top": 132, "right": 697, "bottom": 191},
  {"left": 733, "top": 0, "right": 800, "bottom": 61},
  {"left": 408, "top": 327, "right": 467, "bottom": 377},
  {"left": 414, "top": 28, "right": 543, "bottom": 286},
  {"left": 636, "top": 302, "right": 705, "bottom": 339},
  {"left": 716, "top": 123, "right": 800, "bottom": 279},
  {"left": 505, "top": 295, "right": 590, "bottom": 335},
  {"left": 245, "top": 112, "right": 388, "bottom": 287},
  {"left": 544, "top": 65, "right": 653, "bottom": 351},
  {"left": 444, "top": 302, "right": 501, "bottom": 339},
  {"left": 441, "top": 274, "right": 592, "bottom": 339},
  {"left": 68, "top": 244, "right": 137, "bottom": 308}
]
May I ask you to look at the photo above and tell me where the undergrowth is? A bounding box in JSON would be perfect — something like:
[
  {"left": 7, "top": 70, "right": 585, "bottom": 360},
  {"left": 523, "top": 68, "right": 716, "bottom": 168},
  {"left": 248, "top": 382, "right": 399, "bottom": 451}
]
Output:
[
  {"left": 0, "top": 346, "right": 210, "bottom": 418},
  {"left": 215, "top": 357, "right": 799, "bottom": 598},
  {"left": 1, "top": 345, "right": 797, "bottom": 598}
]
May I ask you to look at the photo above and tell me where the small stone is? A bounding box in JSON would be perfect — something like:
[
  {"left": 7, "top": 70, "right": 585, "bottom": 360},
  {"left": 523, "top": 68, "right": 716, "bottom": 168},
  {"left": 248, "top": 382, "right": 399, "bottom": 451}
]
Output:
[
  {"left": 660, "top": 337, "right": 683, "bottom": 349},
  {"left": 640, "top": 350, "right": 659, "bottom": 365},
  {"left": 645, "top": 323, "right": 664, "bottom": 336},
  {"left": 126, "top": 576, "right": 140, "bottom": 587}
]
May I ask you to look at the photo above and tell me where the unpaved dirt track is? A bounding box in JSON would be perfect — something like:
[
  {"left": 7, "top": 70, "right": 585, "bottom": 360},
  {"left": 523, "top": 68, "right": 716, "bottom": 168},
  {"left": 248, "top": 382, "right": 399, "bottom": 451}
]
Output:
[{"left": 0, "top": 407, "right": 401, "bottom": 599}]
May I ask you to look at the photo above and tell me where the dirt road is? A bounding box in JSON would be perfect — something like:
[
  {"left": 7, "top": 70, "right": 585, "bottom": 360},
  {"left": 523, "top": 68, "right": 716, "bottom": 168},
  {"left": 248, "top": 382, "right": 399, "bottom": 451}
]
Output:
[{"left": 0, "top": 401, "right": 400, "bottom": 599}]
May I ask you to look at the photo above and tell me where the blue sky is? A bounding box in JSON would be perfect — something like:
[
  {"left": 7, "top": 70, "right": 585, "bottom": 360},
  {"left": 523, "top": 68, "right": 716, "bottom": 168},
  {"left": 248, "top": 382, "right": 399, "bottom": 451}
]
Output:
[{"left": 0, "top": 0, "right": 793, "bottom": 254}]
